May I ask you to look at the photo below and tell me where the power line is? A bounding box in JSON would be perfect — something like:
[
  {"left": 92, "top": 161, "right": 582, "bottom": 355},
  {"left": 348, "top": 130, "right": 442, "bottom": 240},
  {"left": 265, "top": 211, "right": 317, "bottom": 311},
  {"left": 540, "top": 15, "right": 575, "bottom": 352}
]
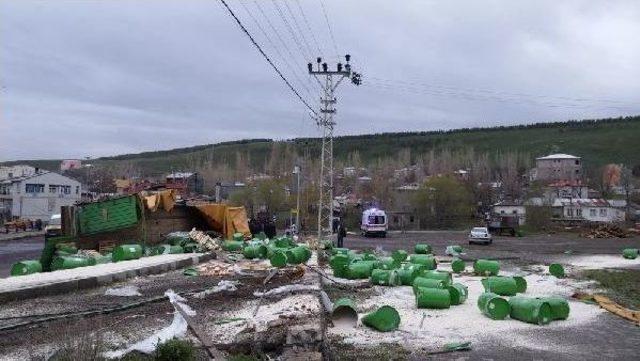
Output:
[
  {"left": 281, "top": 0, "right": 316, "bottom": 59},
  {"left": 293, "top": 0, "right": 323, "bottom": 55},
  {"left": 237, "top": 0, "right": 314, "bottom": 99},
  {"left": 218, "top": 0, "right": 316, "bottom": 115},
  {"left": 270, "top": 0, "right": 313, "bottom": 61},
  {"left": 252, "top": 0, "right": 321, "bottom": 93},
  {"left": 318, "top": 0, "right": 340, "bottom": 58}
]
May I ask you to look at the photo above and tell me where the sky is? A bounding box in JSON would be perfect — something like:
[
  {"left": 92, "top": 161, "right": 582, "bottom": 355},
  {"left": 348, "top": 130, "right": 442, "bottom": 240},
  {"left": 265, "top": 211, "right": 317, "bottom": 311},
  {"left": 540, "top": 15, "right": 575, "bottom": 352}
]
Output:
[{"left": 1, "top": 0, "right": 640, "bottom": 161}]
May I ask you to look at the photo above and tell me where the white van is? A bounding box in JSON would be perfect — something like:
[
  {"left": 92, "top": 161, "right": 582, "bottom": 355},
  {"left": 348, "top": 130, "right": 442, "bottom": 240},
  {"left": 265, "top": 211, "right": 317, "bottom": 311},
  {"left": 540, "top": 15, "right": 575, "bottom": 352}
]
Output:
[{"left": 361, "top": 208, "right": 388, "bottom": 237}]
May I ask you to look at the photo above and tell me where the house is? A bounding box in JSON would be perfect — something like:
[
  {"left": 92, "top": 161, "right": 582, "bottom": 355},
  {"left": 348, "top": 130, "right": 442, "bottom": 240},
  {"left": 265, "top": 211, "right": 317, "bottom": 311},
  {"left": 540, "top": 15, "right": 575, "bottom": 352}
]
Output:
[
  {"left": 0, "top": 170, "right": 81, "bottom": 221},
  {"left": 533, "top": 153, "right": 582, "bottom": 182},
  {"left": 544, "top": 180, "right": 590, "bottom": 199},
  {"left": 491, "top": 201, "right": 526, "bottom": 225},
  {"left": 0, "top": 165, "right": 37, "bottom": 180},
  {"left": 166, "top": 172, "right": 203, "bottom": 195},
  {"left": 552, "top": 198, "right": 625, "bottom": 223}
]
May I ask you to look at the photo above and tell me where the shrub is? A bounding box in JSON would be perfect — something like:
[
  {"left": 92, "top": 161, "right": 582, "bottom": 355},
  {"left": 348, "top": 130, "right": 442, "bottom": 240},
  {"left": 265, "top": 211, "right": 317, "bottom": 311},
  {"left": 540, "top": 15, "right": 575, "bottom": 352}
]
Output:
[{"left": 154, "top": 338, "right": 194, "bottom": 361}]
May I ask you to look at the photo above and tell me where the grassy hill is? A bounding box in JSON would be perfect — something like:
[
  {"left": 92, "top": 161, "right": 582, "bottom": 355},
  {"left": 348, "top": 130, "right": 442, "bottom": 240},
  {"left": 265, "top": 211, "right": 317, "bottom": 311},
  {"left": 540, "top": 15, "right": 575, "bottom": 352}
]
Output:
[{"left": 4, "top": 116, "right": 640, "bottom": 176}]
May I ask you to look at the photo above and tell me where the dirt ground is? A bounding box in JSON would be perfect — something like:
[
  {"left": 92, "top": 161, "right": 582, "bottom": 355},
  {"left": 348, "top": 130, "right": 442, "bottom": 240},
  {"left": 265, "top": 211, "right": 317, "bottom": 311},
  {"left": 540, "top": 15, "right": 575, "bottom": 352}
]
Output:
[{"left": 0, "top": 231, "right": 639, "bottom": 360}]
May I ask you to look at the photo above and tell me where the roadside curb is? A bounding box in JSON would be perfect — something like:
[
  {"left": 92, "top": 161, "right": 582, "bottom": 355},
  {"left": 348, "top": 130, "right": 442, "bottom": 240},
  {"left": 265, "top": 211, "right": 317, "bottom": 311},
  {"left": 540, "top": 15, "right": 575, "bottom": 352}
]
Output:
[
  {"left": 0, "top": 232, "right": 44, "bottom": 242},
  {"left": 0, "top": 252, "right": 216, "bottom": 303}
]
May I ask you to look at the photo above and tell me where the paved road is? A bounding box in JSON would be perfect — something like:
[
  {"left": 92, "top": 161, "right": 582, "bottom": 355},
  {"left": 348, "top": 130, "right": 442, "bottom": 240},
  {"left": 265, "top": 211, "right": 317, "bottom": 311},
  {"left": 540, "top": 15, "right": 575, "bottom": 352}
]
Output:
[{"left": 0, "top": 236, "right": 44, "bottom": 277}]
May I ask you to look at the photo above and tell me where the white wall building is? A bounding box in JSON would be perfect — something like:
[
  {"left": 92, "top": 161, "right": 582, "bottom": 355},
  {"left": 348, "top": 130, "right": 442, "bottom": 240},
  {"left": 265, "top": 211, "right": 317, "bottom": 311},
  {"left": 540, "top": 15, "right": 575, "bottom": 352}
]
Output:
[
  {"left": 491, "top": 202, "right": 526, "bottom": 225},
  {"left": 0, "top": 165, "right": 37, "bottom": 180},
  {"left": 552, "top": 198, "right": 625, "bottom": 223},
  {"left": 0, "top": 171, "right": 81, "bottom": 221}
]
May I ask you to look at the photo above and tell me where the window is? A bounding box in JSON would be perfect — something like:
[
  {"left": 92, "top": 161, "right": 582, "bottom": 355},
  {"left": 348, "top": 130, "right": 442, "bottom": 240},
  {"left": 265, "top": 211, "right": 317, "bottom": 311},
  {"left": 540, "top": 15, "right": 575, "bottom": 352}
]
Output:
[
  {"left": 590, "top": 209, "right": 597, "bottom": 217},
  {"left": 409, "top": 215, "right": 414, "bottom": 223},
  {"left": 62, "top": 186, "right": 71, "bottom": 194},
  {"left": 512, "top": 210, "right": 518, "bottom": 214},
  {"left": 575, "top": 160, "right": 580, "bottom": 165},
  {"left": 368, "top": 216, "right": 385, "bottom": 224},
  {"left": 49, "top": 185, "right": 58, "bottom": 193},
  {"left": 599, "top": 209, "right": 607, "bottom": 217},
  {"left": 567, "top": 209, "right": 574, "bottom": 217},
  {"left": 576, "top": 209, "right": 582, "bottom": 217},
  {"left": 25, "top": 183, "right": 44, "bottom": 193},
  {"left": 76, "top": 186, "right": 79, "bottom": 194}
]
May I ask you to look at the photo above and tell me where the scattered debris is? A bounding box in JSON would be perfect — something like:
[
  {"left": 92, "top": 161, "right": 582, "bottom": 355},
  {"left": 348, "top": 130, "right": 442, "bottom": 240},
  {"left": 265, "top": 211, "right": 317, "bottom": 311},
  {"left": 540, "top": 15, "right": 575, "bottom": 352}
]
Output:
[
  {"left": 192, "top": 280, "right": 238, "bottom": 299},
  {"left": 581, "top": 224, "right": 629, "bottom": 238},
  {"left": 182, "top": 267, "right": 199, "bottom": 277},
  {"left": 188, "top": 228, "right": 221, "bottom": 251},
  {"left": 253, "top": 284, "right": 320, "bottom": 298}
]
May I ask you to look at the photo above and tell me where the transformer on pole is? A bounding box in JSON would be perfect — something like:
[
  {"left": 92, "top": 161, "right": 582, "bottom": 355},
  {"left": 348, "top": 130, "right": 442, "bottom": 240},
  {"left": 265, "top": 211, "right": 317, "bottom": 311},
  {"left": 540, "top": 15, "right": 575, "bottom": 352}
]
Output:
[{"left": 308, "top": 55, "right": 361, "bottom": 242}]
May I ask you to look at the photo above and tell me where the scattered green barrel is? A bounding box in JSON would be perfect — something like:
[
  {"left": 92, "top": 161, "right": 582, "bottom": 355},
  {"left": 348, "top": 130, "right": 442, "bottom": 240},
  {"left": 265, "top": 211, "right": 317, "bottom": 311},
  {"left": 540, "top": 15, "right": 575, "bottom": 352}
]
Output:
[
  {"left": 420, "top": 270, "right": 452, "bottom": 286},
  {"left": 362, "top": 305, "right": 400, "bottom": 332},
  {"left": 549, "top": 264, "right": 565, "bottom": 278},
  {"left": 378, "top": 257, "right": 401, "bottom": 270},
  {"left": 286, "top": 246, "right": 312, "bottom": 265},
  {"left": 330, "top": 254, "right": 350, "bottom": 269},
  {"left": 112, "top": 244, "right": 143, "bottom": 262},
  {"left": 412, "top": 276, "right": 446, "bottom": 291},
  {"left": 10, "top": 260, "right": 42, "bottom": 276},
  {"left": 397, "top": 265, "right": 420, "bottom": 285},
  {"left": 243, "top": 244, "right": 268, "bottom": 259},
  {"left": 56, "top": 243, "right": 78, "bottom": 255},
  {"left": 414, "top": 244, "right": 432, "bottom": 254},
  {"left": 346, "top": 261, "right": 376, "bottom": 279},
  {"left": 370, "top": 269, "right": 401, "bottom": 286},
  {"left": 508, "top": 296, "right": 552, "bottom": 325},
  {"left": 477, "top": 292, "right": 510, "bottom": 320},
  {"left": 51, "top": 255, "right": 91, "bottom": 271},
  {"left": 362, "top": 252, "right": 378, "bottom": 261},
  {"left": 232, "top": 232, "right": 244, "bottom": 242},
  {"left": 448, "top": 283, "right": 468, "bottom": 305},
  {"left": 513, "top": 276, "right": 527, "bottom": 293},
  {"left": 408, "top": 254, "right": 437, "bottom": 270},
  {"left": 273, "top": 237, "right": 293, "bottom": 248},
  {"left": 446, "top": 245, "right": 463, "bottom": 256},
  {"left": 537, "top": 296, "right": 570, "bottom": 320},
  {"left": 269, "top": 250, "right": 288, "bottom": 268},
  {"left": 622, "top": 248, "right": 639, "bottom": 260},
  {"left": 451, "top": 258, "right": 466, "bottom": 273},
  {"left": 183, "top": 243, "right": 199, "bottom": 253},
  {"left": 154, "top": 244, "right": 183, "bottom": 255},
  {"left": 223, "top": 240, "right": 244, "bottom": 252},
  {"left": 415, "top": 287, "right": 451, "bottom": 309},
  {"left": 332, "top": 298, "right": 358, "bottom": 326},
  {"left": 481, "top": 276, "right": 518, "bottom": 296},
  {"left": 474, "top": 259, "right": 500, "bottom": 276},
  {"left": 392, "top": 249, "right": 408, "bottom": 263}
]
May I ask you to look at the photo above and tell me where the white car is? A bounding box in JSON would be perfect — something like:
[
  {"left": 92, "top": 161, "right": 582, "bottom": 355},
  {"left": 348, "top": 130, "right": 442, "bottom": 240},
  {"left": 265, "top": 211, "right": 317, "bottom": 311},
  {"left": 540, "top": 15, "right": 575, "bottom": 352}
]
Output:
[{"left": 469, "top": 226, "right": 492, "bottom": 245}]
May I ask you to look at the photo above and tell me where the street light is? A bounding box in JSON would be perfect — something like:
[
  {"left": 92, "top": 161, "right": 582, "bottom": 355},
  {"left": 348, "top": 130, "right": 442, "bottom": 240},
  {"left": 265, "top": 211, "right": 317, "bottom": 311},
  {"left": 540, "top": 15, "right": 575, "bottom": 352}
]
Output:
[{"left": 292, "top": 165, "right": 301, "bottom": 233}]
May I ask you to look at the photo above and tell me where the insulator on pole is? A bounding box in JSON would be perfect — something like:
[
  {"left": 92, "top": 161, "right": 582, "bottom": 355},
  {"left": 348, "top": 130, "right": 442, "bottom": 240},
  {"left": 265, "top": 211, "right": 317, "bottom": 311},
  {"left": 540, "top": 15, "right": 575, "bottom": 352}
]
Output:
[
  {"left": 337, "top": 63, "right": 342, "bottom": 72},
  {"left": 345, "top": 54, "right": 351, "bottom": 62},
  {"left": 308, "top": 63, "right": 313, "bottom": 72},
  {"left": 322, "top": 63, "right": 328, "bottom": 71},
  {"left": 317, "top": 57, "right": 322, "bottom": 63}
]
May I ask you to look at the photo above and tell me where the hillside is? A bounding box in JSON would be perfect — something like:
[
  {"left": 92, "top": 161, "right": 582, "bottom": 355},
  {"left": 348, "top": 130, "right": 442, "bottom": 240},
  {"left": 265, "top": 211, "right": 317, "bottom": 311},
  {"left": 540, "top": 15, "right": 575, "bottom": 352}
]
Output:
[{"left": 4, "top": 116, "right": 640, "bottom": 176}]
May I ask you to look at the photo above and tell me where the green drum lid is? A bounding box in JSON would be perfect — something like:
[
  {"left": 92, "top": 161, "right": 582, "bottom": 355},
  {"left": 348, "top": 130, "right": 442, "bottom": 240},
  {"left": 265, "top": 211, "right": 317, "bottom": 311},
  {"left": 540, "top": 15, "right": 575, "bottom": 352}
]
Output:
[
  {"left": 478, "top": 292, "right": 510, "bottom": 320},
  {"left": 537, "top": 296, "right": 570, "bottom": 320},
  {"left": 513, "top": 276, "right": 527, "bottom": 293},
  {"left": 448, "top": 283, "right": 468, "bottom": 305},
  {"left": 622, "top": 248, "right": 638, "bottom": 260},
  {"left": 549, "top": 263, "right": 565, "bottom": 277},
  {"left": 391, "top": 249, "right": 408, "bottom": 262},
  {"left": 362, "top": 305, "right": 401, "bottom": 332}
]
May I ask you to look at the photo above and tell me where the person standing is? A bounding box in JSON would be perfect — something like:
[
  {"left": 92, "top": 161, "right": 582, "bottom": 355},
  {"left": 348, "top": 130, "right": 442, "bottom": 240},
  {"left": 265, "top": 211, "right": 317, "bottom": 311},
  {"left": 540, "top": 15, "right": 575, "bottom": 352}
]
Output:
[{"left": 337, "top": 221, "right": 347, "bottom": 248}]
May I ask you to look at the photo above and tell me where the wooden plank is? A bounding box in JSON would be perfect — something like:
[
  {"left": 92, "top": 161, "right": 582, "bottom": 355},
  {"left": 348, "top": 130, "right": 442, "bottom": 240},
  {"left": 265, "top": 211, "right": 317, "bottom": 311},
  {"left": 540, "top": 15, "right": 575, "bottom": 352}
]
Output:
[{"left": 172, "top": 301, "right": 224, "bottom": 360}]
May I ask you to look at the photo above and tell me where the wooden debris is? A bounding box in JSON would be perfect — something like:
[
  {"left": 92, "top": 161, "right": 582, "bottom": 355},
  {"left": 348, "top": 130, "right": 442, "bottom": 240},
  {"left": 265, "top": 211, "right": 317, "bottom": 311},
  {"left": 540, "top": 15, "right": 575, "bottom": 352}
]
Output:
[{"left": 581, "top": 224, "right": 629, "bottom": 239}]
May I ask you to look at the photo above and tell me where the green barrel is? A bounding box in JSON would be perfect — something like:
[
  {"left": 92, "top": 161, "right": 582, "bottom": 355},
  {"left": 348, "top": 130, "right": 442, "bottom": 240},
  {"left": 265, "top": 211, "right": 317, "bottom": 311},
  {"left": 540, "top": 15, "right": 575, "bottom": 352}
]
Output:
[
  {"left": 477, "top": 292, "right": 510, "bottom": 320},
  {"left": 274, "top": 237, "right": 293, "bottom": 248},
  {"left": 481, "top": 276, "right": 518, "bottom": 296},
  {"left": 232, "top": 232, "right": 244, "bottom": 242},
  {"left": 331, "top": 247, "right": 350, "bottom": 256},
  {"left": 414, "top": 244, "right": 432, "bottom": 254},
  {"left": 508, "top": 296, "right": 552, "bottom": 325},
  {"left": 330, "top": 254, "right": 350, "bottom": 269},
  {"left": 183, "top": 243, "right": 199, "bottom": 253},
  {"left": 420, "top": 270, "right": 452, "bottom": 286},
  {"left": 451, "top": 258, "right": 466, "bottom": 273},
  {"left": 162, "top": 245, "right": 184, "bottom": 254},
  {"left": 362, "top": 252, "right": 378, "bottom": 261},
  {"left": 267, "top": 245, "right": 290, "bottom": 258},
  {"left": 332, "top": 298, "right": 358, "bottom": 326},
  {"left": 112, "top": 244, "right": 143, "bottom": 262},
  {"left": 10, "top": 260, "right": 42, "bottom": 276},
  {"left": 269, "top": 250, "right": 288, "bottom": 268},
  {"left": 448, "top": 283, "right": 468, "bottom": 305},
  {"left": 622, "top": 248, "right": 639, "bottom": 260},
  {"left": 412, "top": 277, "right": 445, "bottom": 292},
  {"left": 51, "top": 255, "right": 91, "bottom": 271},
  {"left": 450, "top": 245, "right": 463, "bottom": 253},
  {"left": 378, "top": 257, "right": 400, "bottom": 270},
  {"left": 415, "top": 287, "right": 451, "bottom": 309},
  {"left": 346, "top": 261, "right": 376, "bottom": 279},
  {"left": 56, "top": 244, "right": 78, "bottom": 255},
  {"left": 362, "top": 305, "right": 401, "bottom": 332},
  {"left": 549, "top": 264, "right": 565, "bottom": 278},
  {"left": 243, "top": 244, "right": 268, "bottom": 259},
  {"left": 370, "top": 269, "right": 401, "bottom": 286},
  {"left": 408, "top": 254, "right": 437, "bottom": 270},
  {"left": 392, "top": 249, "right": 409, "bottom": 263},
  {"left": 285, "top": 246, "right": 312, "bottom": 265},
  {"left": 537, "top": 296, "right": 570, "bottom": 320},
  {"left": 348, "top": 251, "right": 363, "bottom": 262},
  {"left": 474, "top": 259, "right": 500, "bottom": 276},
  {"left": 397, "top": 265, "right": 420, "bottom": 285},
  {"left": 223, "top": 240, "right": 244, "bottom": 252},
  {"left": 513, "top": 276, "right": 527, "bottom": 293}
]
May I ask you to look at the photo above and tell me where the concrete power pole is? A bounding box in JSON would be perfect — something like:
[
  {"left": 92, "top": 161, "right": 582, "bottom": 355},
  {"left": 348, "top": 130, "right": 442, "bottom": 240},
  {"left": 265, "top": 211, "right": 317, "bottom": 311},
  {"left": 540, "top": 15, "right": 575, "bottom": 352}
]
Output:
[{"left": 308, "top": 55, "right": 361, "bottom": 242}]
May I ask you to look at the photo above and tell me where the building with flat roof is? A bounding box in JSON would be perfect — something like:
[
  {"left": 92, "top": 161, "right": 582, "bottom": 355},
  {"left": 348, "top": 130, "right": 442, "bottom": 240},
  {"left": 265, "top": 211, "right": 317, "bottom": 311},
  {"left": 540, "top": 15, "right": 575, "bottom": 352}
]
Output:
[{"left": 533, "top": 153, "right": 582, "bottom": 182}]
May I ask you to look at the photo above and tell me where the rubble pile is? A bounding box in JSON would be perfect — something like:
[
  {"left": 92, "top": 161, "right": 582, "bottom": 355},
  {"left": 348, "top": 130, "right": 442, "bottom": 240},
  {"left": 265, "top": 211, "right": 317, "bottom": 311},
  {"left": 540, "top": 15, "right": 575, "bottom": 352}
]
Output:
[{"left": 581, "top": 224, "right": 629, "bottom": 238}]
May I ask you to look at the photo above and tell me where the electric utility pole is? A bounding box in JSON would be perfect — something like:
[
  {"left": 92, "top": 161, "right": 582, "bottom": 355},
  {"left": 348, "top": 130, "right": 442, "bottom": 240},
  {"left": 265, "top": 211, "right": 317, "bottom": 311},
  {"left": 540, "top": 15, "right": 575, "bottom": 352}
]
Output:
[{"left": 308, "top": 55, "right": 361, "bottom": 242}]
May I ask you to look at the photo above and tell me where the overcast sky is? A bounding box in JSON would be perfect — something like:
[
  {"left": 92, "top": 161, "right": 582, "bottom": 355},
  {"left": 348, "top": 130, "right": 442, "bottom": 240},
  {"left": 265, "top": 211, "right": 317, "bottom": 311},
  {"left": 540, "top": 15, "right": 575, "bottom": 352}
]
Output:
[{"left": 1, "top": 0, "right": 639, "bottom": 161}]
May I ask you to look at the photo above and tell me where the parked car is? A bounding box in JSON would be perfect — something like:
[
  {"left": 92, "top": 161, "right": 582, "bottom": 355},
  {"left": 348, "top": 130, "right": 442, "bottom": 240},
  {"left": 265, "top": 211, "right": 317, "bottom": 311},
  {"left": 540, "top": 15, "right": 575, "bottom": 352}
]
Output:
[
  {"left": 44, "top": 214, "right": 62, "bottom": 238},
  {"left": 469, "top": 226, "right": 492, "bottom": 245}
]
